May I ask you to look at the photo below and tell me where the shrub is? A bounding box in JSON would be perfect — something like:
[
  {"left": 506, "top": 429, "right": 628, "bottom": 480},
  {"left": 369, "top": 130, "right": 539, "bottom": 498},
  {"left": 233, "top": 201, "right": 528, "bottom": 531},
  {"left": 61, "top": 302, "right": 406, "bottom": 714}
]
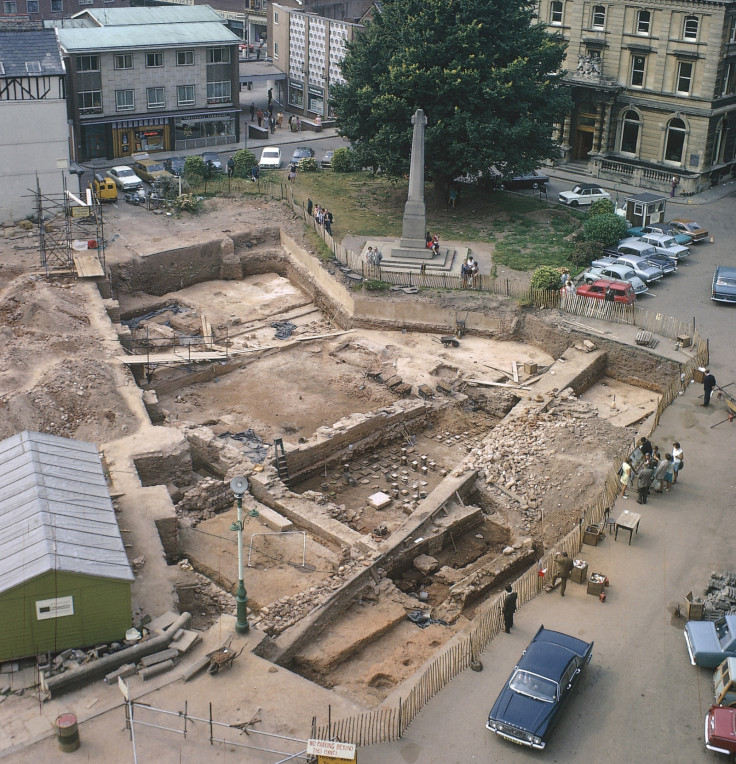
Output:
[
  {"left": 583, "top": 213, "right": 628, "bottom": 247},
  {"left": 363, "top": 278, "right": 391, "bottom": 291},
  {"left": 298, "top": 157, "right": 318, "bottom": 173},
  {"left": 232, "top": 148, "right": 256, "bottom": 179},
  {"left": 330, "top": 147, "right": 356, "bottom": 173},
  {"left": 588, "top": 198, "right": 615, "bottom": 217},
  {"left": 153, "top": 175, "right": 181, "bottom": 200},
  {"left": 531, "top": 265, "right": 563, "bottom": 291},
  {"left": 184, "top": 155, "right": 206, "bottom": 184},
  {"left": 171, "top": 193, "right": 202, "bottom": 214},
  {"left": 570, "top": 240, "right": 604, "bottom": 267}
]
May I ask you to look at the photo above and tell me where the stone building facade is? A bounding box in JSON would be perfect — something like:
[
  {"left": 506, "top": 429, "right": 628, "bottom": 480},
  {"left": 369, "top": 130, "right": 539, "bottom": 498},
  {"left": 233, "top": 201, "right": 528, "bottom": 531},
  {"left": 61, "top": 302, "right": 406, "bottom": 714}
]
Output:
[{"left": 537, "top": 0, "right": 736, "bottom": 194}]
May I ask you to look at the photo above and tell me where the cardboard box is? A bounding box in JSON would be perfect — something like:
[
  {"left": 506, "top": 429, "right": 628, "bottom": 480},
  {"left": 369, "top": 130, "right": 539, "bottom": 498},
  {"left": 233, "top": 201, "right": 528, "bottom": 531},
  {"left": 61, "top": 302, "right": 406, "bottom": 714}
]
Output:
[
  {"left": 693, "top": 367, "right": 705, "bottom": 384},
  {"left": 587, "top": 577, "right": 605, "bottom": 596},
  {"left": 583, "top": 525, "right": 602, "bottom": 546},
  {"left": 571, "top": 562, "right": 588, "bottom": 584},
  {"left": 684, "top": 591, "right": 704, "bottom": 620}
]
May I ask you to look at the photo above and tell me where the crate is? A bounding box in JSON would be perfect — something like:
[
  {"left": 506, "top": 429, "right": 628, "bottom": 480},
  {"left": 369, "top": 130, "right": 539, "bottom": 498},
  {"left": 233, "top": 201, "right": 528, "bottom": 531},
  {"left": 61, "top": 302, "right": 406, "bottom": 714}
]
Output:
[
  {"left": 587, "top": 577, "right": 605, "bottom": 596},
  {"left": 571, "top": 562, "right": 588, "bottom": 584},
  {"left": 693, "top": 367, "right": 706, "bottom": 384},
  {"left": 677, "top": 334, "right": 692, "bottom": 348},
  {"left": 684, "top": 591, "right": 704, "bottom": 620},
  {"left": 583, "top": 525, "right": 602, "bottom": 546}
]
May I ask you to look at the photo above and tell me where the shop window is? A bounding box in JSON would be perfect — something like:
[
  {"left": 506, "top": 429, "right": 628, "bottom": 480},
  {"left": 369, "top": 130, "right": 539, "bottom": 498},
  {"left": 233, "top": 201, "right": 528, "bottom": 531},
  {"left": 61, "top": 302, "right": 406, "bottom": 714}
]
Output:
[
  {"left": 664, "top": 118, "right": 687, "bottom": 163},
  {"left": 620, "top": 110, "right": 640, "bottom": 154},
  {"left": 550, "top": 1, "right": 563, "bottom": 25},
  {"left": 177, "top": 50, "right": 194, "bottom": 66},
  {"left": 631, "top": 55, "right": 646, "bottom": 87},
  {"left": 147, "top": 87, "right": 165, "bottom": 109},
  {"left": 76, "top": 55, "right": 99, "bottom": 72},
  {"left": 676, "top": 61, "right": 693, "bottom": 94},
  {"left": 78, "top": 90, "right": 101, "bottom": 114},
  {"left": 637, "top": 10, "right": 650, "bottom": 35},
  {"left": 115, "top": 89, "right": 134, "bottom": 111},
  {"left": 114, "top": 54, "right": 133, "bottom": 70},
  {"left": 146, "top": 52, "right": 164, "bottom": 68},
  {"left": 207, "top": 47, "right": 230, "bottom": 64},
  {"left": 683, "top": 16, "right": 698, "bottom": 40},
  {"left": 177, "top": 85, "right": 195, "bottom": 106},
  {"left": 206, "top": 81, "right": 231, "bottom": 104},
  {"left": 592, "top": 5, "right": 606, "bottom": 29}
]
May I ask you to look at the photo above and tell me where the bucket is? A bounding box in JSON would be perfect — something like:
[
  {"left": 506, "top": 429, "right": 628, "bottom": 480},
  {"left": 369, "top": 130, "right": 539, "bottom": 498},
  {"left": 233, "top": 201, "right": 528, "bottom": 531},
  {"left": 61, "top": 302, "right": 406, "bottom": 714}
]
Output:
[{"left": 56, "top": 713, "right": 80, "bottom": 753}]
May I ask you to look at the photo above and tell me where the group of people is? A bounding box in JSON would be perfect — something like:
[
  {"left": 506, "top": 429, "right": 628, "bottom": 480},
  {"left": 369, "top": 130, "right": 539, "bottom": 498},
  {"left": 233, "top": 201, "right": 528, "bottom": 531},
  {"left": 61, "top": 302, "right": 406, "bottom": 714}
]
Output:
[
  {"left": 619, "top": 436, "right": 684, "bottom": 504},
  {"left": 425, "top": 232, "right": 440, "bottom": 254},
  {"left": 250, "top": 99, "right": 283, "bottom": 134},
  {"left": 364, "top": 246, "right": 384, "bottom": 275},
  {"left": 307, "top": 200, "right": 333, "bottom": 234},
  {"left": 560, "top": 268, "right": 577, "bottom": 298},
  {"left": 461, "top": 255, "right": 479, "bottom": 288}
]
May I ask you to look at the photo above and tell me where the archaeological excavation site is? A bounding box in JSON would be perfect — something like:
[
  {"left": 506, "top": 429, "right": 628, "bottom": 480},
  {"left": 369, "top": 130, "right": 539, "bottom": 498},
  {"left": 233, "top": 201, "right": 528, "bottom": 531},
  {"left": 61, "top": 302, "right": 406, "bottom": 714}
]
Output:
[{"left": 0, "top": 197, "right": 692, "bottom": 713}]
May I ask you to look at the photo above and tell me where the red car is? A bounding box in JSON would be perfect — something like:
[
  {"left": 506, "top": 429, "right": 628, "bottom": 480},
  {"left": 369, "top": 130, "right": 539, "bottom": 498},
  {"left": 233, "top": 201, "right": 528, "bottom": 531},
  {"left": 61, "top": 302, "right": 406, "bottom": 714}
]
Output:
[
  {"left": 575, "top": 279, "right": 636, "bottom": 304},
  {"left": 705, "top": 705, "right": 736, "bottom": 755}
]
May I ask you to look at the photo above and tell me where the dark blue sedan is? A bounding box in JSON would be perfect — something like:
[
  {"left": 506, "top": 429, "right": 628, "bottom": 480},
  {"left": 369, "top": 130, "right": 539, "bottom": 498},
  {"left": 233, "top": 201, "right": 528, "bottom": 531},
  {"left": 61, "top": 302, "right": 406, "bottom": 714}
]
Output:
[{"left": 486, "top": 626, "right": 593, "bottom": 750}]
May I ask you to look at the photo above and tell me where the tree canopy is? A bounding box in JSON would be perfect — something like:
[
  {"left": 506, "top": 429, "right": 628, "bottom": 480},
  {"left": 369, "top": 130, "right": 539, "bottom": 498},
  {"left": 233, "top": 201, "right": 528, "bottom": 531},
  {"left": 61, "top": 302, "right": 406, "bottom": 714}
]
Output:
[{"left": 331, "top": 0, "right": 570, "bottom": 188}]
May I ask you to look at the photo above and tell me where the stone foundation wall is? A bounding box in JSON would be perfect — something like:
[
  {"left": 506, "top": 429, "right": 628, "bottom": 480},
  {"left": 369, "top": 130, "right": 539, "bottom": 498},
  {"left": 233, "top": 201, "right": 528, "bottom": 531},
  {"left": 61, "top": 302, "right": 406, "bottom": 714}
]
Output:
[{"left": 133, "top": 435, "right": 193, "bottom": 488}]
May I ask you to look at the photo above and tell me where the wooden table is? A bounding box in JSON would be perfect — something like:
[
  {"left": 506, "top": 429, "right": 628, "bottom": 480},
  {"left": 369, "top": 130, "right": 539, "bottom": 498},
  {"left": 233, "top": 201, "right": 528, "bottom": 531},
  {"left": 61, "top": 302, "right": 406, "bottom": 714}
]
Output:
[{"left": 615, "top": 510, "right": 642, "bottom": 544}]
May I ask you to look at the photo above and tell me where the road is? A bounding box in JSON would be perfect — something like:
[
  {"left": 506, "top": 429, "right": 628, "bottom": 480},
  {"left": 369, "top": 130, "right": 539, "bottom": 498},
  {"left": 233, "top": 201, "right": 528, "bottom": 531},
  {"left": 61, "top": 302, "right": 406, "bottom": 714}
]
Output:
[{"left": 358, "top": 187, "right": 736, "bottom": 764}]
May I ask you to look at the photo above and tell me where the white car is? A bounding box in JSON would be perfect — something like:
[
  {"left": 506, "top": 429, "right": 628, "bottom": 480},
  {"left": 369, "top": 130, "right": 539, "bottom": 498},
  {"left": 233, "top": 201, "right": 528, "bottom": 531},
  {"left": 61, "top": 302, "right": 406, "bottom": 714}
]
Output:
[
  {"left": 259, "top": 147, "right": 282, "bottom": 169},
  {"left": 580, "top": 263, "right": 648, "bottom": 294},
  {"left": 639, "top": 232, "right": 689, "bottom": 261},
  {"left": 558, "top": 183, "right": 611, "bottom": 206},
  {"left": 107, "top": 165, "right": 143, "bottom": 191}
]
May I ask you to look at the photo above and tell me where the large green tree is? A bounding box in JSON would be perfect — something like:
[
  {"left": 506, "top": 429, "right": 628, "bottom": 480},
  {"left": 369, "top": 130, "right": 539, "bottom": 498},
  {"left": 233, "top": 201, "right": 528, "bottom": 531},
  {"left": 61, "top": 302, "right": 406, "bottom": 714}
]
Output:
[{"left": 331, "top": 0, "right": 569, "bottom": 189}]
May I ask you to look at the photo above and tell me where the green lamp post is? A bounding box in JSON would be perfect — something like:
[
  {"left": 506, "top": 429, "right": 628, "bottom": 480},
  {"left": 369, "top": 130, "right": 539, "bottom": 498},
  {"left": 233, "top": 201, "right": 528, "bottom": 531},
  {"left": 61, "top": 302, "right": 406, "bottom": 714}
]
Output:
[{"left": 229, "top": 476, "right": 250, "bottom": 634}]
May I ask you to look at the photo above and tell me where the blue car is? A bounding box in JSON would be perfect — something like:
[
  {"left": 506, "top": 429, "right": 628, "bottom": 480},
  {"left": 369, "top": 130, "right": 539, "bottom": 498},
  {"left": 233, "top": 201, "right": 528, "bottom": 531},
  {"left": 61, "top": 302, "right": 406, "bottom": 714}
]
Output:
[
  {"left": 626, "top": 224, "right": 692, "bottom": 246},
  {"left": 685, "top": 614, "right": 736, "bottom": 667},
  {"left": 486, "top": 626, "right": 593, "bottom": 750}
]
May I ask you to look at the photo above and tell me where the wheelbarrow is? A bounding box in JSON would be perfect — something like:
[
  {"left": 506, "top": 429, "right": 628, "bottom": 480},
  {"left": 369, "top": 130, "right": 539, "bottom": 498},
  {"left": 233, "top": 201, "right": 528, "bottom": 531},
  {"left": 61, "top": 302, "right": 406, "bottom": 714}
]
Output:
[
  {"left": 206, "top": 645, "right": 244, "bottom": 674},
  {"left": 440, "top": 335, "right": 460, "bottom": 348}
]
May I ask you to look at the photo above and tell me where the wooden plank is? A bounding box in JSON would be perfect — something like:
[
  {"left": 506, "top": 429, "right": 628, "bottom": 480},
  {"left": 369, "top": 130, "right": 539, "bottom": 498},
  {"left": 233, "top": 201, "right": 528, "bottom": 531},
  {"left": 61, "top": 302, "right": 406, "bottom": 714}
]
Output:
[
  {"left": 117, "top": 350, "right": 230, "bottom": 365},
  {"left": 511, "top": 360, "right": 519, "bottom": 383},
  {"left": 73, "top": 254, "right": 104, "bottom": 278}
]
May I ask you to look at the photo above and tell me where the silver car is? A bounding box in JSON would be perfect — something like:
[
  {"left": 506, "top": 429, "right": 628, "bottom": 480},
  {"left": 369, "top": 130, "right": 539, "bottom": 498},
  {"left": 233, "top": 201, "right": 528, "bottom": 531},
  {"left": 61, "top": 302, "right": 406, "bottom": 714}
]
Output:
[
  {"left": 612, "top": 255, "right": 664, "bottom": 284},
  {"left": 640, "top": 232, "right": 689, "bottom": 261},
  {"left": 581, "top": 263, "right": 648, "bottom": 294}
]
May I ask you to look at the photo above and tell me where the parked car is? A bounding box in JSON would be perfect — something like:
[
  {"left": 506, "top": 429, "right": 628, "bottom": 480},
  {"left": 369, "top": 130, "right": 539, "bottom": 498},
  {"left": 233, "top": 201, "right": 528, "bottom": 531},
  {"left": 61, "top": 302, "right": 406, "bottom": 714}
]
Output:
[
  {"left": 499, "top": 170, "right": 550, "bottom": 190},
  {"left": 639, "top": 232, "right": 689, "bottom": 261},
  {"left": 626, "top": 224, "right": 692, "bottom": 246},
  {"left": 200, "top": 152, "right": 223, "bottom": 172},
  {"left": 291, "top": 146, "right": 315, "bottom": 163},
  {"left": 713, "top": 657, "right": 736, "bottom": 707},
  {"left": 259, "top": 147, "right": 282, "bottom": 169},
  {"left": 712, "top": 265, "right": 736, "bottom": 304},
  {"left": 669, "top": 218, "right": 709, "bottom": 243},
  {"left": 609, "top": 256, "right": 664, "bottom": 284},
  {"left": 685, "top": 614, "right": 736, "bottom": 668},
  {"left": 705, "top": 705, "right": 736, "bottom": 756},
  {"left": 641, "top": 251, "right": 678, "bottom": 275},
  {"left": 91, "top": 173, "right": 118, "bottom": 202},
  {"left": 164, "top": 156, "right": 187, "bottom": 177},
  {"left": 106, "top": 165, "right": 143, "bottom": 191},
  {"left": 558, "top": 183, "right": 610, "bottom": 206},
  {"left": 604, "top": 238, "right": 671, "bottom": 279},
  {"left": 486, "top": 626, "right": 593, "bottom": 750},
  {"left": 320, "top": 150, "right": 334, "bottom": 169},
  {"left": 580, "top": 263, "right": 648, "bottom": 294},
  {"left": 576, "top": 279, "right": 637, "bottom": 304},
  {"left": 132, "top": 159, "right": 173, "bottom": 185}
]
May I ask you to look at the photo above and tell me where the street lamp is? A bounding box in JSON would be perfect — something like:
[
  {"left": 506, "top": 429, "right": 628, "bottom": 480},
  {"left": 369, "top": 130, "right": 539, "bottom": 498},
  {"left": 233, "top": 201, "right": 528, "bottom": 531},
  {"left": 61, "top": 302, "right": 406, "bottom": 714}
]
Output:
[{"left": 229, "top": 476, "right": 250, "bottom": 634}]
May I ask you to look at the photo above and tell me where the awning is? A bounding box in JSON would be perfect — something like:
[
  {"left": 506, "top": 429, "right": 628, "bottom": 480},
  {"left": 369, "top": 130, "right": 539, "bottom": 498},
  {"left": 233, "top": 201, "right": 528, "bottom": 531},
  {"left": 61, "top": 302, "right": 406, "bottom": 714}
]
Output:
[{"left": 80, "top": 109, "right": 241, "bottom": 128}]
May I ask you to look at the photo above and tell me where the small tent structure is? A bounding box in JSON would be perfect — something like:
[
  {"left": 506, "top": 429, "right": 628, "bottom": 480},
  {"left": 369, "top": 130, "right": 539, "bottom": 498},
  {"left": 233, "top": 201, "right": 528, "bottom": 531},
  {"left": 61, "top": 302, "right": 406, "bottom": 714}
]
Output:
[{"left": 0, "top": 431, "right": 133, "bottom": 662}]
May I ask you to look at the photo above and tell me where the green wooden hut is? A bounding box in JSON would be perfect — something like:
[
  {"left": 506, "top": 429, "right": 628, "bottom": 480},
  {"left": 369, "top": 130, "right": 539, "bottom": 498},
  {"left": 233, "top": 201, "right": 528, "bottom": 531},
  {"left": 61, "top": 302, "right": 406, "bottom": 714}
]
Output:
[{"left": 0, "top": 431, "right": 134, "bottom": 661}]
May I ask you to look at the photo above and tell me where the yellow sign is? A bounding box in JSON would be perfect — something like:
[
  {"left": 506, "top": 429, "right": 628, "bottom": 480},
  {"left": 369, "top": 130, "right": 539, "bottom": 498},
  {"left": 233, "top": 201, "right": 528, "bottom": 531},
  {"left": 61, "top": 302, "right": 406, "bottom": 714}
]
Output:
[
  {"left": 307, "top": 739, "right": 356, "bottom": 761},
  {"left": 71, "top": 206, "right": 92, "bottom": 218}
]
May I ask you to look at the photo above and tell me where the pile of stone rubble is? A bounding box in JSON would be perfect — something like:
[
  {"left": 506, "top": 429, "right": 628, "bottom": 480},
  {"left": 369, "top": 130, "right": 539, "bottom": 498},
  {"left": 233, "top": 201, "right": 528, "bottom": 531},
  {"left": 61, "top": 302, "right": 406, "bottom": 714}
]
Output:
[{"left": 699, "top": 571, "right": 736, "bottom": 619}]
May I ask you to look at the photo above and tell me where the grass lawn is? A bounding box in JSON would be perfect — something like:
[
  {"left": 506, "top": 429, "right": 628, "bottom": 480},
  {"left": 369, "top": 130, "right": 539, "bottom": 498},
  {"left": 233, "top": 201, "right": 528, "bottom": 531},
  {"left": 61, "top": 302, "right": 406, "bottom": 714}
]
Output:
[{"left": 193, "top": 169, "right": 584, "bottom": 272}]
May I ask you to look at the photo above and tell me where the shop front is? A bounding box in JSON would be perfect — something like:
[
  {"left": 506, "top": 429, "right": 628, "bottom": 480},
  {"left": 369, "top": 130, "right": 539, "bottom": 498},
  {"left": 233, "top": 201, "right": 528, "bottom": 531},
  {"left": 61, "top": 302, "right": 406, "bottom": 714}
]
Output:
[
  {"left": 112, "top": 117, "right": 170, "bottom": 158},
  {"left": 173, "top": 112, "right": 238, "bottom": 151}
]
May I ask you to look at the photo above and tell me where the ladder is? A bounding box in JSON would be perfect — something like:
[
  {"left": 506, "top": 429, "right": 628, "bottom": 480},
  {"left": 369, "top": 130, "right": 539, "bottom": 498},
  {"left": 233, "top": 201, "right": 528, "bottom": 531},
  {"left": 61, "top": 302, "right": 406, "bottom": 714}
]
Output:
[{"left": 273, "top": 438, "right": 291, "bottom": 488}]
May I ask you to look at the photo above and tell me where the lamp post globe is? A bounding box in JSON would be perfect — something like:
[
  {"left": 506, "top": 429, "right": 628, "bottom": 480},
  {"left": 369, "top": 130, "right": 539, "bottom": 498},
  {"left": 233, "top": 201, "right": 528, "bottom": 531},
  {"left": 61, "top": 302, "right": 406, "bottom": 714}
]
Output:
[{"left": 229, "top": 476, "right": 250, "bottom": 634}]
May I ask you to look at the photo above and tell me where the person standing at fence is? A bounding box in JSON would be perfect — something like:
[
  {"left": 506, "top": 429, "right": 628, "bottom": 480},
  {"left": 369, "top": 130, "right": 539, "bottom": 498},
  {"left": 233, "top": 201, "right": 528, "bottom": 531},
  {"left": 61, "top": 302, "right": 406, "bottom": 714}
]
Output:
[
  {"left": 703, "top": 368, "right": 716, "bottom": 407},
  {"left": 324, "top": 209, "right": 333, "bottom": 236},
  {"left": 552, "top": 552, "right": 574, "bottom": 597},
  {"left": 502, "top": 585, "right": 518, "bottom": 633}
]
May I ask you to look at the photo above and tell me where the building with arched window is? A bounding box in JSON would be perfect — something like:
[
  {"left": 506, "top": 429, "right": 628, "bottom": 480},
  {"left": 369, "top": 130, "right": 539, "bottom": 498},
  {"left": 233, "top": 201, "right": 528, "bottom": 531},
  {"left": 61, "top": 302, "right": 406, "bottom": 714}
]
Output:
[{"left": 538, "top": 0, "right": 736, "bottom": 195}]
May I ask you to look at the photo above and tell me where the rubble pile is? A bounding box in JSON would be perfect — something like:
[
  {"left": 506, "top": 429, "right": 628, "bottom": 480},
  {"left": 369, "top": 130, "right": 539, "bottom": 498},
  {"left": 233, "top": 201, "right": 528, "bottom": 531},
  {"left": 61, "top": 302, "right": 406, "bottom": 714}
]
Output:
[
  {"left": 700, "top": 571, "right": 736, "bottom": 619},
  {"left": 176, "top": 477, "right": 234, "bottom": 526}
]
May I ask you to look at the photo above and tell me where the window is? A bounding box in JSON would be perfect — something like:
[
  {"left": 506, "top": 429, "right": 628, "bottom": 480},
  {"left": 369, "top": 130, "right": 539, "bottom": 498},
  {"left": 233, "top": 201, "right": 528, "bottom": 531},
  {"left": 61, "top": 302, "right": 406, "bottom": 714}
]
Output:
[
  {"left": 620, "top": 110, "right": 640, "bottom": 154},
  {"left": 177, "top": 84, "right": 195, "bottom": 106},
  {"left": 146, "top": 52, "right": 164, "bottom": 68},
  {"left": 76, "top": 55, "right": 99, "bottom": 72},
  {"left": 274, "top": 42, "right": 279, "bottom": 59},
  {"left": 4, "top": 1, "right": 17, "bottom": 13},
  {"left": 730, "top": 17, "right": 736, "bottom": 43},
  {"left": 676, "top": 61, "right": 693, "bottom": 94},
  {"left": 147, "top": 87, "right": 165, "bottom": 109},
  {"left": 274, "top": 10, "right": 278, "bottom": 24},
  {"left": 177, "top": 50, "right": 194, "bottom": 66},
  {"left": 115, "top": 89, "right": 134, "bottom": 111},
  {"left": 25, "top": 61, "right": 41, "bottom": 73},
  {"left": 550, "top": 1, "right": 563, "bottom": 25},
  {"left": 207, "top": 47, "right": 230, "bottom": 64},
  {"left": 683, "top": 16, "right": 698, "bottom": 40},
  {"left": 631, "top": 55, "right": 646, "bottom": 87},
  {"left": 51, "top": 0, "right": 61, "bottom": 10},
  {"left": 207, "top": 81, "right": 231, "bottom": 104},
  {"left": 27, "top": 0, "right": 39, "bottom": 12},
  {"left": 636, "top": 10, "right": 650, "bottom": 35},
  {"left": 592, "top": 5, "right": 606, "bottom": 29},
  {"left": 78, "top": 90, "right": 101, "bottom": 113},
  {"left": 114, "top": 54, "right": 133, "bottom": 70},
  {"left": 713, "top": 119, "right": 726, "bottom": 164},
  {"left": 664, "top": 118, "right": 687, "bottom": 163},
  {"left": 722, "top": 62, "right": 736, "bottom": 96}
]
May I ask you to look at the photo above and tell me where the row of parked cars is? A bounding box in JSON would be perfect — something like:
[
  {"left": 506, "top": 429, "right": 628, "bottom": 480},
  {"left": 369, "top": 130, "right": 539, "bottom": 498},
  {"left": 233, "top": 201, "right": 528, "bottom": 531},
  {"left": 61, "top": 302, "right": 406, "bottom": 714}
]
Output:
[
  {"left": 106, "top": 152, "right": 227, "bottom": 192},
  {"left": 574, "top": 218, "right": 709, "bottom": 303}
]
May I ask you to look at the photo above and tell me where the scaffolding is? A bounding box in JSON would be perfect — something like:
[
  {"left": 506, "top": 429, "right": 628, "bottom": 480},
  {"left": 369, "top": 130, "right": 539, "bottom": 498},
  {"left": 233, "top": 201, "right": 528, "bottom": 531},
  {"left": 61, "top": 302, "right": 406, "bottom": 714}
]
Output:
[{"left": 36, "top": 176, "right": 106, "bottom": 278}]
